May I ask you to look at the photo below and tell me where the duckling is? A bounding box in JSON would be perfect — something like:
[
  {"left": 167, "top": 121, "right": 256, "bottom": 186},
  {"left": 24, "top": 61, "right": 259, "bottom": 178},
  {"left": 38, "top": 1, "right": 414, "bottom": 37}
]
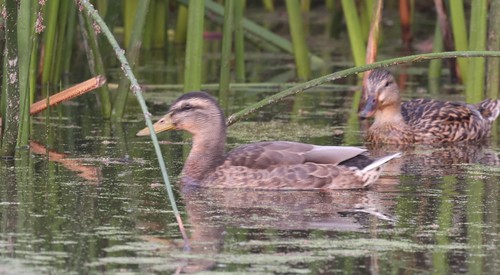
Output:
[
  {"left": 359, "top": 69, "right": 500, "bottom": 144},
  {"left": 137, "top": 92, "right": 400, "bottom": 190}
]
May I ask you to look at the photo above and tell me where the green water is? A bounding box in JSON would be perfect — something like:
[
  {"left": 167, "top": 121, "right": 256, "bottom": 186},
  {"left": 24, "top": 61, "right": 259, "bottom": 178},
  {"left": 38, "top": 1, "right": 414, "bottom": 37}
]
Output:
[{"left": 1, "top": 87, "right": 499, "bottom": 274}]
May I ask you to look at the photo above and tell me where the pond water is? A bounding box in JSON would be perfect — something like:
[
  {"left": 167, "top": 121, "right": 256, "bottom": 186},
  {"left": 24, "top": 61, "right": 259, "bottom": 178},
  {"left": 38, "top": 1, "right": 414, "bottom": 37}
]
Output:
[
  {"left": 2, "top": 6, "right": 500, "bottom": 274},
  {"left": 1, "top": 85, "right": 499, "bottom": 274}
]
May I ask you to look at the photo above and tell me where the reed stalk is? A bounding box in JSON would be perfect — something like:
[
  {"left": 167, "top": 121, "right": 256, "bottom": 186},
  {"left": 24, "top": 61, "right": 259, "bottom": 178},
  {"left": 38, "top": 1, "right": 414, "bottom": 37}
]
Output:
[
  {"left": 341, "top": 0, "right": 366, "bottom": 67},
  {"left": 113, "top": 0, "right": 150, "bottom": 119},
  {"left": 153, "top": 0, "right": 168, "bottom": 48},
  {"left": 123, "top": 0, "right": 139, "bottom": 48},
  {"left": 465, "top": 0, "right": 487, "bottom": 103},
  {"left": 183, "top": 0, "right": 205, "bottom": 92},
  {"left": 262, "top": 0, "right": 274, "bottom": 11},
  {"left": 1, "top": 0, "right": 20, "bottom": 157},
  {"left": 428, "top": 23, "right": 443, "bottom": 93},
  {"left": 79, "top": 0, "right": 189, "bottom": 247},
  {"left": 226, "top": 51, "right": 500, "bottom": 125},
  {"left": 234, "top": 0, "right": 246, "bottom": 82},
  {"left": 486, "top": 0, "right": 500, "bottom": 98},
  {"left": 62, "top": 0, "right": 77, "bottom": 82},
  {"left": 219, "top": 0, "right": 235, "bottom": 105},
  {"left": 286, "top": 0, "right": 311, "bottom": 80},
  {"left": 300, "top": 0, "right": 311, "bottom": 12},
  {"left": 81, "top": 12, "right": 112, "bottom": 119},
  {"left": 360, "top": 0, "right": 375, "bottom": 42},
  {"left": 448, "top": 0, "right": 468, "bottom": 82},
  {"left": 51, "top": 0, "right": 71, "bottom": 86},
  {"left": 174, "top": 5, "right": 188, "bottom": 44},
  {"left": 17, "top": 0, "right": 36, "bottom": 146},
  {"left": 40, "top": 0, "right": 60, "bottom": 91}
]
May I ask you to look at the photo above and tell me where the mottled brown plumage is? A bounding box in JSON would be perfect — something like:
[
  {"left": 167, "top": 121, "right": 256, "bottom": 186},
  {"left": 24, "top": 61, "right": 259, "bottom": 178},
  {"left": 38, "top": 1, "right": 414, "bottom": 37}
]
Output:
[
  {"left": 137, "top": 92, "right": 400, "bottom": 190},
  {"left": 360, "top": 69, "right": 500, "bottom": 144}
]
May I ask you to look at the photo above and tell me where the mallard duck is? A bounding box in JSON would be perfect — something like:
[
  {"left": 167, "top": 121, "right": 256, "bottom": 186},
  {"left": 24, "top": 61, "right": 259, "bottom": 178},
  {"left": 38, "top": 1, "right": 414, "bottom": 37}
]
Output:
[
  {"left": 137, "top": 92, "right": 400, "bottom": 190},
  {"left": 359, "top": 69, "right": 500, "bottom": 144}
]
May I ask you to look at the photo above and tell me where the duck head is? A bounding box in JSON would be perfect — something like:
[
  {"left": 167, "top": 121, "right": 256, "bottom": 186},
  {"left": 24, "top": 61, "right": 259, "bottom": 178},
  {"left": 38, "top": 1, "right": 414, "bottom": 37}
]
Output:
[{"left": 359, "top": 69, "right": 401, "bottom": 119}]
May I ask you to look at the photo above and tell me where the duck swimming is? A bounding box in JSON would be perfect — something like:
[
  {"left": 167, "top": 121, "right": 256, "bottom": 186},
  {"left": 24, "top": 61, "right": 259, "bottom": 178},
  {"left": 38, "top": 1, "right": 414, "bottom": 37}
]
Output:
[
  {"left": 137, "top": 92, "right": 400, "bottom": 190},
  {"left": 359, "top": 69, "right": 500, "bottom": 144}
]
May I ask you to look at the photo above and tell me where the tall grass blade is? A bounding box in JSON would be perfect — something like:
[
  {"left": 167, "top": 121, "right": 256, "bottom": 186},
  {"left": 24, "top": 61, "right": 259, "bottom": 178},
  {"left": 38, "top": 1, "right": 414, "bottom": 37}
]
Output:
[
  {"left": 17, "top": 0, "right": 36, "bottom": 146},
  {"left": 113, "top": 0, "right": 150, "bottom": 119},
  {"left": 341, "top": 0, "right": 366, "bottom": 67},
  {"left": 465, "top": 0, "right": 487, "bottom": 103},
  {"left": 286, "top": 0, "right": 311, "bottom": 80},
  {"left": 174, "top": 5, "right": 188, "bottom": 44},
  {"left": 80, "top": 12, "right": 112, "bottom": 119},
  {"left": 184, "top": 0, "right": 205, "bottom": 92},
  {"left": 234, "top": 0, "right": 246, "bottom": 82},
  {"left": 219, "top": 0, "right": 235, "bottom": 106},
  {"left": 40, "top": 0, "right": 60, "bottom": 92},
  {"left": 448, "top": 0, "right": 468, "bottom": 82},
  {"left": 486, "top": 0, "right": 500, "bottom": 98}
]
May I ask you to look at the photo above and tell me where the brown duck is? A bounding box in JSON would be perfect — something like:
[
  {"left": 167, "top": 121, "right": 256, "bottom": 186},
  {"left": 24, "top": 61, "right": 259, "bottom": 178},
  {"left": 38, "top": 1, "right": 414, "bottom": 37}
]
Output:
[
  {"left": 359, "top": 69, "right": 500, "bottom": 144},
  {"left": 137, "top": 92, "right": 400, "bottom": 190}
]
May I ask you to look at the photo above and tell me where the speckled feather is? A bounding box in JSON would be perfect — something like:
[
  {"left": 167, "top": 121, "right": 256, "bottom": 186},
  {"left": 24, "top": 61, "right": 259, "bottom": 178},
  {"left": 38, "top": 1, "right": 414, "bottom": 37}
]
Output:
[{"left": 362, "top": 70, "right": 500, "bottom": 144}]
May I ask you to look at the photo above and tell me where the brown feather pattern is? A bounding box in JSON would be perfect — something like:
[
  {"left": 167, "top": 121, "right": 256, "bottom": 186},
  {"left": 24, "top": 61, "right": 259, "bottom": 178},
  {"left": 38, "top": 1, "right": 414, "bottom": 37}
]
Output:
[
  {"left": 138, "top": 92, "right": 400, "bottom": 190},
  {"left": 362, "top": 70, "right": 500, "bottom": 144}
]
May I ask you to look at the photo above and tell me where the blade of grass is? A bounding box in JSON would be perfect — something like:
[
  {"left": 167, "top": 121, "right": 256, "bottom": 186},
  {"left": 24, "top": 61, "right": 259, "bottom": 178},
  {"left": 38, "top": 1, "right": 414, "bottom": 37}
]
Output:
[
  {"left": 112, "top": 0, "right": 150, "bottom": 119},
  {"left": 341, "top": 0, "right": 366, "bottom": 67},
  {"left": 183, "top": 0, "right": 205, "bottom": 92},
  {"left": 486, "top": 0, "right": 500, "bottom": 98},
  {"left": 17, "top": 0, "right": 36, "bottom": 147},
  {"left": 219, "top": 0, "right": 235, "bottom": 108},
  {"left": 286, "top": 0, "right": 312, "bottom": 80},
  {"left": 448, "top": 0, "right": 468, "bottom": 82},
  {"left": 234, "top": 0, "right": 246, "bottom": 82},
  {"left": 465, "top": 0, "right": 488, "bottom": 103}
]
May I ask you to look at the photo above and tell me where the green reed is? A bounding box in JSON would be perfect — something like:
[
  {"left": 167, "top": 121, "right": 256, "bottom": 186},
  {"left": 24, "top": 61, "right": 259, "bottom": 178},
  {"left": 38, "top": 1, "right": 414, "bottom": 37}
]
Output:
[
  {"left": 219, "top": 0, "right": 235, "bottom": 105},
  {"left": 341, "top": 0, "right": 366, "bottom": 67},
  {"left": 286, "top": 0, "right": 311, "bottom": 80},
  {"left": 80, "top": 11, "right": 112, "bottom": 119},
  {"left": 113, "top": 0, "right": 150, "bottom": 119},
  {"left": 40, "top": 0, "right": 60, "bottom": 94},
  {"left": 183, "top": 1, "right": 205, "bottom": 92},
  {"left": 17, "top": 0, "right": 38, "bottom": 147},
  {"left": 448, "top": 0, "right": 468, "bottom": 83},
  {"left": 486, "top": 0, "right": 500, "bottom": 99},
  {"left": 465, "top": 0, "right": 488, "bottom": 103},
  {"left": 234, "top": 0, "right": 246, "bottom": 82}
]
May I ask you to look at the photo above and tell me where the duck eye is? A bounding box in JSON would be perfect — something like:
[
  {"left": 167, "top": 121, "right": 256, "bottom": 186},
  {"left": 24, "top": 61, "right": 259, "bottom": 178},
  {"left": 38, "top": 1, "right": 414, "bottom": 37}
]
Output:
[
  {"left": 181, "top": 104, "right": 193, "bottom": 111},
  {"left": 384, "top": 81, "right": 392, "bottom": 87}
]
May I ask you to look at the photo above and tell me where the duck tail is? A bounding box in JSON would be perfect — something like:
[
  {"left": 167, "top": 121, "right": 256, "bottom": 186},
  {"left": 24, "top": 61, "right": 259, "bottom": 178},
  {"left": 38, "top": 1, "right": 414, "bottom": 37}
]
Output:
[
  {"left": 362, "top": 152, "right": 402, "bottom": 173},
  {"left": 360, "top": 152, "right": 401, "bottom": 187},
  {"left": 476, "top": 99, "right": 500, "bottom": 122}
]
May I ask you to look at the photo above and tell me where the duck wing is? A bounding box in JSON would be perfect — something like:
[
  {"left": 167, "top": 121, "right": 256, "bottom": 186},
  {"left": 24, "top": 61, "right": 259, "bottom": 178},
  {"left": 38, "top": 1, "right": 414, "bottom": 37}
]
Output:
[
  {"left": 225, "top": 141, "right": 367, "bottom": 169},
  {"left": 401, "top": 98, "right": 494, "bottom": 142}
]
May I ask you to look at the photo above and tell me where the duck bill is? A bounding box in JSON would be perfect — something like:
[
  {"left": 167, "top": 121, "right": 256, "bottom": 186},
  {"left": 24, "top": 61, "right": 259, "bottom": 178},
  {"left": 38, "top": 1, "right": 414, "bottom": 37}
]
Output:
[
  {"left": 136, "top": 112, "right": 176, "bottom": 136},
  {"left": 358, "top": 95, "right": 377, "bottom": 119}
]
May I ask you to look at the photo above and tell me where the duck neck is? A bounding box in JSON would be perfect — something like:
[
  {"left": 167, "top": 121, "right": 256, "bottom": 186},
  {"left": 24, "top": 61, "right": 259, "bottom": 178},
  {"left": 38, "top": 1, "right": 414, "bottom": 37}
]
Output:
[
  {"left": 373, "top": 101, "right": 406, "bottom": 126},
  {"left": 182, "top": 123, "right": 226, "bottom": 183}
]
